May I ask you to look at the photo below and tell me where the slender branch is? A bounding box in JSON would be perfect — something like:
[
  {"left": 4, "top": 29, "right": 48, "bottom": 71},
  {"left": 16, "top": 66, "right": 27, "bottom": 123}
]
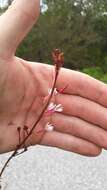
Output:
[
  {"left": 18, "top": 70, "right": 59, "bottom": 148},
  {"left": 0, "top": 66, "right": 59, "bottom": 178},
  {"left": 0, "top": 49, "right": 64, "bottom": 179},
  {"left": 0, "top": 150, "right": 17, "bottom": 179}
]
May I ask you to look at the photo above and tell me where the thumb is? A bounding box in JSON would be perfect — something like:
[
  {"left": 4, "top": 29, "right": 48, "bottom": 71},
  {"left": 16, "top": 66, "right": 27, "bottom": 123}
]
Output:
[{"left": 0, "top": 0, "right": 40, "bottom": 59}]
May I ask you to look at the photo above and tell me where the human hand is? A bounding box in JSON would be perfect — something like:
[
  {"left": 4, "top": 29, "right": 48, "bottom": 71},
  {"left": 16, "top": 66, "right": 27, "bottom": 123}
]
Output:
[{"left": 0, "top": 0, "right": 107, "bottom": 157}]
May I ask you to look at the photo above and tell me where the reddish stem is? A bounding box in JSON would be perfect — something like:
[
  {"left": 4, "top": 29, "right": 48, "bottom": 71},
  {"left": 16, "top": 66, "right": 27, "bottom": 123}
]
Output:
[
  {"left": 0, "top": 69, "right": 59, "bottom": 178},
  {"left": 0, "top": 49, "right": 64, "bottom": 180}
]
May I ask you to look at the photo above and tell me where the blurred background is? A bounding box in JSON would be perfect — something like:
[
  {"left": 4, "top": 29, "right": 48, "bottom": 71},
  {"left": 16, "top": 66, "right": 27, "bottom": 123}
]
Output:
[{"left": 1, "top": 0, "right": 107, "bottom": 82}]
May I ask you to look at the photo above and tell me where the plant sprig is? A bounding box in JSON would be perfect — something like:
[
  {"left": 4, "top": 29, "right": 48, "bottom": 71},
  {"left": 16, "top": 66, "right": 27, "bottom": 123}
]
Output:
[{"left": 0, "top": 49, "right": 64, "bottom": 184}]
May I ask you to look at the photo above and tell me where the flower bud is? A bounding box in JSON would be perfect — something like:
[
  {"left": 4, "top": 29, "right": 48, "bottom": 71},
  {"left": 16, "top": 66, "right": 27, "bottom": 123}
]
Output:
[{"left": 52, "top": 49, "right": 64, "bottom": 71}]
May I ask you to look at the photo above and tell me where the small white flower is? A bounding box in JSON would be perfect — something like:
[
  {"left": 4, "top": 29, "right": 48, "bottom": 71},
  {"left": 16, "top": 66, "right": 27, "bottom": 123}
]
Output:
[
  {"left": 48, "top": 88, "right": 52, "bottom": 95},
  {"left": 48, "top": 88, "right": 58, "bottom": 95},
  {"left": 45, "top": 122, "right": 54, "bottom": 132},
  {"left": 54, "top": 104, "right": 63, "bottom": 112},
  {"left": 47, "top": 103, "right": 63, "bottom": 113},
  {"left": 48, "top": 102, "right": 56, "bottom": 111}
]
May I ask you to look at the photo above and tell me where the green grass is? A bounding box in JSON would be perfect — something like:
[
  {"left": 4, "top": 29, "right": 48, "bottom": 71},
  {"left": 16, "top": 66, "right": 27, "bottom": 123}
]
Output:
[{"left": 82, "top": 67, "right": 107, "bottom": 83}]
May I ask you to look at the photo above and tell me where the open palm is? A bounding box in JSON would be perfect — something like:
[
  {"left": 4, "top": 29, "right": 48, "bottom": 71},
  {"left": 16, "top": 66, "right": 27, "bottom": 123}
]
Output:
[{"left": 1, "top": 0, "right": 107, "bottom": 157}]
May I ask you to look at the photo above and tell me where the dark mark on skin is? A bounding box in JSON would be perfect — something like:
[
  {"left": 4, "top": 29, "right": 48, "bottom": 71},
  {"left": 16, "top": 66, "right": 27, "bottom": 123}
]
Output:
[{"left": 8, "top": 121, "right": 14, "bottom": 126}]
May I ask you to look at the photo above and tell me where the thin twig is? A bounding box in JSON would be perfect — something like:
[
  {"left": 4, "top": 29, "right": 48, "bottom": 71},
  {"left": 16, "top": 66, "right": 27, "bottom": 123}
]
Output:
[
  {"left": 0, "top": 49, "right": 64, "bottom": 179},
  {"left": 0, "top": 66, "right": 59, "bottom": 178}
]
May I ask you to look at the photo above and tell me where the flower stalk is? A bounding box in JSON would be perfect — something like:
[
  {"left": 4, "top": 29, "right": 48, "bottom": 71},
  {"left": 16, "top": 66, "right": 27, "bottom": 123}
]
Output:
[{"left": 0, "top": 49, "right": 64, "bottom": 181}]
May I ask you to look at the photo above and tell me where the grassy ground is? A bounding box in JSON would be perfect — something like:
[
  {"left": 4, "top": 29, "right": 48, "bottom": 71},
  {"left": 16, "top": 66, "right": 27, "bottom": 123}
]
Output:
[{"left": 82, "top": 67, "right": 107, "bottom": 83}]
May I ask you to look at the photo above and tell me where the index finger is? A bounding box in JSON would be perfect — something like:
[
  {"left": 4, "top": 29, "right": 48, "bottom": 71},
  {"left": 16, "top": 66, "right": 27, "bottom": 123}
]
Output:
[
  {"left": 0, "top": 0, "right": 40, "bottom": 59},
  {"left": 56, "top": 68, "right": 107, "bottom": 107}
]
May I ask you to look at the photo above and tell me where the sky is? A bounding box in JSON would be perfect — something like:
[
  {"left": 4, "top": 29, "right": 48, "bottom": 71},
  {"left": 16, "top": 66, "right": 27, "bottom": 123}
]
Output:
[
  {"left": 0, "top": 0, "right": 43, "bottom": 6},
  {"left": 0, "top": 0, "right": 47, "bottom": 11},
  {"left": 0, "top": 0, "right": 8, "bottom": 8}
]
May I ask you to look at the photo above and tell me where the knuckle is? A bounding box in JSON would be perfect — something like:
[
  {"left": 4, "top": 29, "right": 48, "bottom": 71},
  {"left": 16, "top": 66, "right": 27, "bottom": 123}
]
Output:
[
  {"left": 96, "top": 85, "right": 106, "bottom": 103},
  {"left": 22, "top": 8, "right": 39, "bottom": 23}
]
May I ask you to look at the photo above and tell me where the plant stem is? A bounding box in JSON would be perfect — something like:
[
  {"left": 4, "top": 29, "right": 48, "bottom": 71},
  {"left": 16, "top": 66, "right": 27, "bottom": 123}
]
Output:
[{"left": 0, "top": 69, "right": 59, "bottom": 178}]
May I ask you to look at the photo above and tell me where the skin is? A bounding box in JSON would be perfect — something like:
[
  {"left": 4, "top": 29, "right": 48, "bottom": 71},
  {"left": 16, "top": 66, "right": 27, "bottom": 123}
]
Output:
[{"left": 0, "top": 0, "right": 107, "bottom": 157}]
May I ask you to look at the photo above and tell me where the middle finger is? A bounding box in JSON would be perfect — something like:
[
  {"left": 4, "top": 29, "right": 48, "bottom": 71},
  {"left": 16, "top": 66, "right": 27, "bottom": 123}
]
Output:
[{"left": 56, "top": 94, "right": 107, "bottom": 129}]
